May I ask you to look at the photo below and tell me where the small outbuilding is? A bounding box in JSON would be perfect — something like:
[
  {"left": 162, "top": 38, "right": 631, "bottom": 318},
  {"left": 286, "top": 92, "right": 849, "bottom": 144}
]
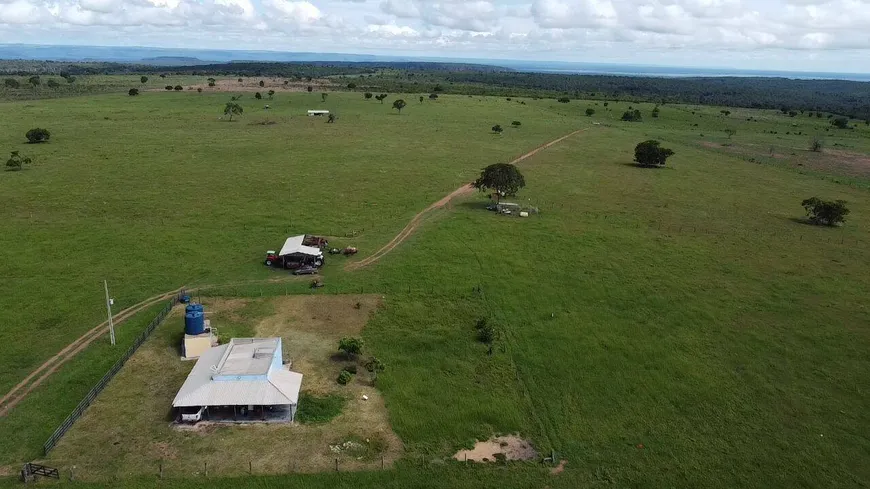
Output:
[
  {"left": 307, "top": 110, "right": 329, "bottom": 117},
  {"left": 172, "top": 338, "right": 303, "bottom": 423}
]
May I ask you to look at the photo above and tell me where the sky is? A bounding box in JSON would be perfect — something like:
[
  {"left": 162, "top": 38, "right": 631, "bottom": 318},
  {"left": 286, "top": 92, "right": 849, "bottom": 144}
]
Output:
[{"left": 0, "top": 0, "right": 869, "bottom": 72}]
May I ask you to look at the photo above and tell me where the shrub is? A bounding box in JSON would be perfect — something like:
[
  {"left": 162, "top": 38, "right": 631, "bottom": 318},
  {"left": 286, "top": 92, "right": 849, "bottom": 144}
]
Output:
[
  {"left": 338, "top": 337, "right": 363, "bottom": 357},
  {"left": 25, "top": 128, "right": 51, "bottom": 144},
  {"left": 621, "top": 110, "right": 643, "bottom": 122},
  {"left": 557, "top": 97, "right": 570, "bottom": 103},
  {"left": 165, "top": 85, "right": 173, "bottom": 90},
  {"left": 5, "top": 151, "right": 31, "bottom": 171},
  {"left": 511, "top": 121, "right": 521, "bottom": 127},
  {"left": 337, "top": 369, "right": 354, "bottom": 385},
  {"left": 347, "top": 82, "right": 357, "bottom": 89},
  {"left": 173, "top": 85, "right": 183, "bottom": 91},
  {"left": 197, "top": 87, "right": 203, "bottom": 93},
  {"left": 364, "top": 92, "right": 373, "bottom": 99},
  {"left": 810, "top": 138, "right": 823, "bottom": 152},
  {"left": 801, "top": 197, "right": 849, "bottom": 226},
  {"left": 4, "top": 78, "right": 20, "bottom": 88},
  {"left": 429, "top": 93, "right": 438, "bottom": 100},
  {"left": 46, "top": 79, "right": 60, "bottom": 88},
  {"left": 586, "top": 108, "right": 595, "bottom": 116},
  {"left": 492, "top": 124, "right": 503, "bottom": 134},
  {"left": 128, "top": 88, "right": 139, "bottom": 96},
  {"left": 477, "top": 324, "right": 497, "bottom": 344},
  {"left": 344, "top": 364, "right": 358, "bottom": 375},
  {"left": 259, "top": 80, "right": 265, "bottom": 87},
  {"left": 831, "top": 117, "right": 849, "bottom": 129},
  {"left": 255, "top": 92, "right": 262, "bottom": 100},
  {"left": 208, "top": 82, "right": 216, "bottom": 87}
]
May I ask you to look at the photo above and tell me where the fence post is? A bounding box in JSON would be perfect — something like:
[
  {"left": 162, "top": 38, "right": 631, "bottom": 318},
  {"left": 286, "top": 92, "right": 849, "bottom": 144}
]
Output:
[
  {"left": 335, "top": 458, "right": 339, "bottom": 472},
  {"left": 159, "top": 460, "right": 163, "bottom": 480},
  {"left": 204, "top": 461, "right": 208, "bottom": 477}
]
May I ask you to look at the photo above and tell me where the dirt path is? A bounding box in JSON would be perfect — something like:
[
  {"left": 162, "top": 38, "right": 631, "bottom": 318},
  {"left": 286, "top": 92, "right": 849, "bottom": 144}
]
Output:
[{"left": 346, "top": 127, "right": 589, "bottom": 271}]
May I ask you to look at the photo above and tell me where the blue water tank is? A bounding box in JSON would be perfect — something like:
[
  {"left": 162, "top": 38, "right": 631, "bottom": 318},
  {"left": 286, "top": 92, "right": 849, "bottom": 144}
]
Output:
[
  {"left": 185, "top": 303, "right": 204, "bottom": 314},
  {"left": 185, "top": 311, "right": 205, "bottom": 336}
]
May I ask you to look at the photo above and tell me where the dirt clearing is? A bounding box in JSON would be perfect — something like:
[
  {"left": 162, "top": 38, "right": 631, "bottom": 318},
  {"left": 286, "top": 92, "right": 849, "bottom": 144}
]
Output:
[
  {"left": 44, "top": 294, "right": 401, "bottom": 481},
  {"left": 452, "top": 435, "right": 538, "bottom": 462}
]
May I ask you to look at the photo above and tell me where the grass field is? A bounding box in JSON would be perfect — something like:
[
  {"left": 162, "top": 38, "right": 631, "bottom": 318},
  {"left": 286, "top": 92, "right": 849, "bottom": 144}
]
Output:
[{"left": 1, "top": 83, "right": 869, "bottom": 488}]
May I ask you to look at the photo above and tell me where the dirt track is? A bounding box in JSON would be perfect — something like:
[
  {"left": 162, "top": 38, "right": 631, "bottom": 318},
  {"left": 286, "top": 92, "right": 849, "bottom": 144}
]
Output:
[
  {"left": 347, "top": 127, "right": 589, "bottom": 271},
  {"left": 0, "top": 126, "right": 589, "bottom": 418}
]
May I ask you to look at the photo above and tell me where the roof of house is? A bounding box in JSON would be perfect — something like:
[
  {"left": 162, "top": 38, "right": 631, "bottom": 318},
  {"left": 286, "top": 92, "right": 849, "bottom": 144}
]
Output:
[
  {"left": 214, "top": 338, "right": 278, "bottom": 376},
  {"left": 172, "top": 340, "right": 303, "bottom": 407},
  {"left": 279, "top": 235, "right": 322, "bottom": 257}
]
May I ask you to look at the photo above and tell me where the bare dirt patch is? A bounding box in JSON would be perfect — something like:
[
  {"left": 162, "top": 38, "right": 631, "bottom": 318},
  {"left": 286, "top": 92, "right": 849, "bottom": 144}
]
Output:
[
  {"left": 551, "top": 459, "right": 567, "bottom": 475},
  {"left": 452, "top": 436, "right": 538, "bottom": 462},
  {"left": 44, "top": 294, "right": 400, "bottom": 481}
]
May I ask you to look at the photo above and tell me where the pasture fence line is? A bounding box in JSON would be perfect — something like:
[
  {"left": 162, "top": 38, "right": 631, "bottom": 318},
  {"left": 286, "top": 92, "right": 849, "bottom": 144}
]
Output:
[{"left": 42, "top": 291, "right": 185, "bottom": 455}]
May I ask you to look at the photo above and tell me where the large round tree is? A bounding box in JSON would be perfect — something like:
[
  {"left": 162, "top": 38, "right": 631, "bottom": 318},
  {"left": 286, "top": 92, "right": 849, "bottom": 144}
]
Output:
[
  {"left": 634, "top": 140, "right": 674, "bottom": 167},
  {"left": 473, "top": 163, "right": 526, "bottom": 202}
]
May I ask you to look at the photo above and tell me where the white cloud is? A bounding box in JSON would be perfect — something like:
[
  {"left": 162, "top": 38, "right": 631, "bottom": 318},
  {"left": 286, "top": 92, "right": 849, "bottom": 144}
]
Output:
[{"left": 0, "top": 0, "right": 868, "bottom": 71}]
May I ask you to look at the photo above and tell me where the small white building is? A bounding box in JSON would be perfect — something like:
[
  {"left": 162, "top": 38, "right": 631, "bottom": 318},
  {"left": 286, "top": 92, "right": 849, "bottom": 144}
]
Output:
[
  {"left": 307, "top": 110, "right": 330, "bottom": 117},
  {"left": 172, "top": 338, "right": 303, "bottom": 423}
]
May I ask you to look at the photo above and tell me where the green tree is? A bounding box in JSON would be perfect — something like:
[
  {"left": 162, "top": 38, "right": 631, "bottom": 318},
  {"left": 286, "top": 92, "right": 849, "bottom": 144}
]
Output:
[
  {"left": 307, "top": 86, "right": 313, "bottom": 92},
  {"left": 259, "top": 80, "right": 265, "bottom": 87},
  {"left": 621, "top": 110, "right": 642, "bottom": 122},
  {"left": 652, "top": 106, "right": 660, "bottom": 118},
  {"left": 557, "top": 97, "right": 570, "bottom": 103},
  {"left": 429, "top": 93, "right": 438, "bottom": 100},
  {"left": 419, "top": 95, "right": 424, "bottom": 104},
  {"left": 255, "top": 92, "right": 262, "bottom": 100},
  {"left": 25, "top": 128, "right": 51, "bottom": 144},
  {"left": 238, "top": 78, "right": 243, "bottom": 83},
  {"left": 28, "top": 76, "right": 40, "bottom": 86},
  {"left": 128, "top": 88, "right": 139, "bottom": 96},
  {"left": 223, "top": 102, "right": 243, "bottom": 121},
  {"left": 585, "top": 108, "right": 595, "bottom": 116},
  {"left": 207, "top": 77, "right": 216, "bottom": 84},
  {"left": 173, "top": 85, "right": 183, "bottom": 91},
  {"left": 268, "top": 90, "right": 275, "bottom": 99},
  {"left": 197, "top": 87, "right": 203, "bottom": 93},
  {"left": 321, "top": 92, "right": 328, "bottom": 102},
  {"left": 46, "top": 79, "right": 60, "bottom": 88},
  {"left": 347, "top": 82, "right": 357, "bottom": 89},
  {"left": 4, "top": 78, "right": 20, "bottom": 88},
  {"left": 165, "top": 85, "right": 173, "bottom": 91},
  {"left": 634, "top": 140, "right": 674, "bottom": 167},
  {"left": 140, "top": 76, "right": 148, "bottom": 84},
  {"left": 364, "top": 92, "right": 373, "bottom": 100},
  {"left": 5, "top": 151, "right": 31, "bottom": 171},
  {"left": 801, "top": 197, "right": 849, "bottom": 226},
  {"left": 473, "top": 163, "right": 526, "bottom": 202},
  {"left": 725, "top": 128, "right": 736, "bottom": 139},
  {"left": 810, "top": 137, "right": 823, "bottom": 152},
  {"left": 831, "top": 117, "right": 849, "bottom": 129},
  {"left": 208, "top": 81, "right": 216, "bottom": 87},
  {"left": 337, "top": 369, "right": 354, "bottom": 385},
  {"left": 392, "top": 99, "right": 407, "bottom": 113},
  {"left": 491, "top": 124, "right": 503, "bottom": 134},
  {"left": 364, "top": 357, "right": 386, "bottom": 384},
  {"left": 338, "top": 337, "right": 363, "bottom": 358},
  {"left": 375, "top": 94, "right": 387, "bottom": 104}
]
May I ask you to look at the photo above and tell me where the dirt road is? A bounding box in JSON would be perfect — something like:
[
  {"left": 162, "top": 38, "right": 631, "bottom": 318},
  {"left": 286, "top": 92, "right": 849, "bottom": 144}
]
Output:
[{"left": 346, "top": 127, "right": 589, "bottom": 271}]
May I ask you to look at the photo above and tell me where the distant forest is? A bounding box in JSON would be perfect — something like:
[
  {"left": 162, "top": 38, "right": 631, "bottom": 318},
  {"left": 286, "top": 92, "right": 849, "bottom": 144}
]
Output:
[
  {"left": 1, "top": 59, "right": 868, "bottom": 120},
  {"left": 442, "top": 72, "right": 870, "bottom": 120}
]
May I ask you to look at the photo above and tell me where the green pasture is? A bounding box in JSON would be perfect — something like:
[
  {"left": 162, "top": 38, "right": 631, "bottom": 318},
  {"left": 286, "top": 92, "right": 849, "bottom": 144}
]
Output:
[{"left": 1, "top": 87, "right": 869, "bottom": 488}]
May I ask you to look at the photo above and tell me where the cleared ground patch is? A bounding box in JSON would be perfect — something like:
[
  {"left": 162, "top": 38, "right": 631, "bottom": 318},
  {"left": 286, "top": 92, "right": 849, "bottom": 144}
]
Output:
[{"left": 43, "top": 294, "right": 401, "bottom": 481}]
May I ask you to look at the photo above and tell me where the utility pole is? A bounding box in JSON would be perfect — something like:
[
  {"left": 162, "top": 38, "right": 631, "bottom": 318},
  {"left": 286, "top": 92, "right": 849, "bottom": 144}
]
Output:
[{"left": 104, "top": 280, "right": 115, "bottom": 346}]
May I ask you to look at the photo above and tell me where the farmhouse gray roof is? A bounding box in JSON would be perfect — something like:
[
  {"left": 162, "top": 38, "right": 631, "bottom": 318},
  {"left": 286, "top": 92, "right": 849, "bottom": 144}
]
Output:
[{"left": 172, "top": 339, "right": 302, "bottom": 408}]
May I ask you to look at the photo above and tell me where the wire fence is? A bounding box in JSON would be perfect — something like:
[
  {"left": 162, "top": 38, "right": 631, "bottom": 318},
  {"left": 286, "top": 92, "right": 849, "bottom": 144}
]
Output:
[{"left": 42, "top": 291, "right": 185, "bottom": 455}]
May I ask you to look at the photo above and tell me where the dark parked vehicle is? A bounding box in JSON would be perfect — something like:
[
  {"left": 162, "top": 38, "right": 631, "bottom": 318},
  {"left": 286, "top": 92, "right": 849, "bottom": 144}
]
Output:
[{"left": 293, "top": 265, "right": 319, "bottom": 276}]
